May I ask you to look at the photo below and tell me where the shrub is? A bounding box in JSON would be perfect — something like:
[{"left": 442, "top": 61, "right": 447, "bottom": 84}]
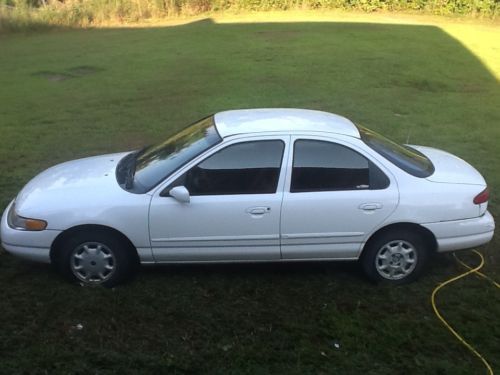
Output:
[{"left": 0, "top": 0, "right": 498, "bottom": 32}]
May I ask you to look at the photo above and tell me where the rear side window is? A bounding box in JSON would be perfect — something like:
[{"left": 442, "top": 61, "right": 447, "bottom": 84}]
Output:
[
  {"left": 291, "top": 140, "right": 389, "bottom": 193},
  {"left": 174, "top": 140, "right": 285, "bottom": 195},
  {"left": 358, "top": 126, "right": 434, "bottom": 178}
]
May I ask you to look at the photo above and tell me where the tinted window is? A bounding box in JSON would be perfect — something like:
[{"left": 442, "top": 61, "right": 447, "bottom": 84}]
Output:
[
  {"left": 174, "top": 140, "right": 285, "bottom": 195},
  {"left": 127, "top": 116, "right": 222, "bottom": 193},
  {"left": 291, "top": 140, "right": 389, "bottom": 192},
  {"left": 358, "top": 126, "right": 434, "bottom": 178}
]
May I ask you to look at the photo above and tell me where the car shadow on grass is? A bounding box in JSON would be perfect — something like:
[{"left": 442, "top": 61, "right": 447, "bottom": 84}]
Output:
[
  {"left": 1, "top": 248, "right": 458, "bottom": 287},
  {"left": 138, "top": 246, "right": 462, "bottom": 287},
  {"left": 141, "top": 258, "right": 363, "bottom": 280}
]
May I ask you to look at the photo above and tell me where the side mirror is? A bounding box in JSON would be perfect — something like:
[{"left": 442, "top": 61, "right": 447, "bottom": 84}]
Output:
[{"left": 169, "top": 186, "right": 190, "bottom": 203}]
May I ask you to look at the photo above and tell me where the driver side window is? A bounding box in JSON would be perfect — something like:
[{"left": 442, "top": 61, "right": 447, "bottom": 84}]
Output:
[{"left": 172, "top": 140, "right": 285, "bottom": 195}]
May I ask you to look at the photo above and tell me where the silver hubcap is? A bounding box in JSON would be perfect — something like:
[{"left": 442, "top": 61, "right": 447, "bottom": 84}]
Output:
[
  {"left": 375, "top": 240, "right": 417, "bottom": 280},
  {"left": 70, "top": 242, "right": 115, "bottom": 284}
]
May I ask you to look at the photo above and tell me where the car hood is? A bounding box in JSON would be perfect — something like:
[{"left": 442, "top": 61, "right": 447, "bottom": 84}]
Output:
[
  {"left": 15, "top": 152, "right": 130, "bottom": 218},
  {"left": 410, "top": 145, "right": 486, "bottom": 186}
]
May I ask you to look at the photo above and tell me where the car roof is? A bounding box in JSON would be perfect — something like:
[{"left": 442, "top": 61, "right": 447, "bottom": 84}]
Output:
[{"left": 213, "top": 109, "right": 360, "bottom": 138}]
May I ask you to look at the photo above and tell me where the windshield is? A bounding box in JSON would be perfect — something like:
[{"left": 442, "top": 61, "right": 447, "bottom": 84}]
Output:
[
  {"left": 118, "top": 116, "right": 222, "bottom": 193},
  {"left": 358, "top": 125, "right": 434, "bottom": 178}
]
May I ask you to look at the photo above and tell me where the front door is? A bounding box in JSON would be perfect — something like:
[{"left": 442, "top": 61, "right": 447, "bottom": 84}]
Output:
[{"left": 149, "top": 137, "right": 289, "bottom": 262}]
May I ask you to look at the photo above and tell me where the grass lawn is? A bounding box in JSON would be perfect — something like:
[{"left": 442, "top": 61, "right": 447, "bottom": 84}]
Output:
[{"left": 0, "top": 11, "right": 499, "bottom": 374}]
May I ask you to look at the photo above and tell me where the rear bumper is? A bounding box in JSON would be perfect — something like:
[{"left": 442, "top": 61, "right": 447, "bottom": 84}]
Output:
[
  {"left": 422, "top": 211, "right": 495, "bottom": 252},
  {"left": 1, "top": 200, "right": 60, "bottom": 263}
]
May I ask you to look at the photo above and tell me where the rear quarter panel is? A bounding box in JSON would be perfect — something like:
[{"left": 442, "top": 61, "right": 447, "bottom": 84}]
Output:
[{"left": 389, "top": 173, "right": 483, "bottom": 223}]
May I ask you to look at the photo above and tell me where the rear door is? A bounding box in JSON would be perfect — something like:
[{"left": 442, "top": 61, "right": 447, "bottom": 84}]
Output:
[{"left": 280, "top": 136, "right": 399, "bottom": 259}]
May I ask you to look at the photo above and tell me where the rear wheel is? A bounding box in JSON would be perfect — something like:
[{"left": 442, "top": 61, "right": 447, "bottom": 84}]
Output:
[
  {"left": 361, "top": 230, "right": 428, "bottom": 284},
  {"left": 55, "top": 230, "right": 138, "bottom": 287}
]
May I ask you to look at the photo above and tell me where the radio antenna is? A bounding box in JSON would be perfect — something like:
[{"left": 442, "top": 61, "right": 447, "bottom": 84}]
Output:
[{"left": 406, "top": 123, "right": 413, "bottom": 144}]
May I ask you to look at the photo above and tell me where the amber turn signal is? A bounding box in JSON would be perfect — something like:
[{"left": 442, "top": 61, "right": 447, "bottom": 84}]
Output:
[{"left": 24, "top": 219, "right": 48, "bottom": 231}]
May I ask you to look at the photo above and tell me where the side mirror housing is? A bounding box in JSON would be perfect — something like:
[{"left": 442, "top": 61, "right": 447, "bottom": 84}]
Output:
[{"left": 169, "top": 186, "right": 190, "bottom": 203}]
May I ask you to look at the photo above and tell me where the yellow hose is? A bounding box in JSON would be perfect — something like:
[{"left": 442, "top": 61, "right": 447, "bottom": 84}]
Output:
[
  {"left": 453, "top": 251, "right": 500, "bottom": 289},
  {"left": 431, "top": 249, "right": 499, "bottom": 375}
]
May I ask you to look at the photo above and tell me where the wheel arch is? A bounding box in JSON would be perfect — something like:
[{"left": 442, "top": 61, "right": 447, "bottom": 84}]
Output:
[
  {"left": 50, "top": 224, "right": 140, "bottom": 264},
  {"left": 361, "top": 222, "right": 438, "bottom": 257}
]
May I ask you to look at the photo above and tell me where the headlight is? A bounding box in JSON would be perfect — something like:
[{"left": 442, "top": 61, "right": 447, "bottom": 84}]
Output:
[{"left": 7, "top": 203, "right": 47, "bottom": 231}]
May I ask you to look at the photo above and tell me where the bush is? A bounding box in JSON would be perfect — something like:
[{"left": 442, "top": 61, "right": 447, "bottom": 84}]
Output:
[{"left": 0, "top": 0, "right": 498, "bottom": 32}]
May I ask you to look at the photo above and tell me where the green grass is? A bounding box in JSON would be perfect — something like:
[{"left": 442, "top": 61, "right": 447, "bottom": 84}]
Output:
[{"left": 0, "top": 12, "right": 499, "bottom": 374}]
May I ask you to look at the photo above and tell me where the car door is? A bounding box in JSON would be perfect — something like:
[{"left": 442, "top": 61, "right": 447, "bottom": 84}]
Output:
[
  {"left": 280, "top": 136, "right": 399, "bottom": 260},
  {"left": 149, "top": 136, "right": 289, "bottom": 262}
]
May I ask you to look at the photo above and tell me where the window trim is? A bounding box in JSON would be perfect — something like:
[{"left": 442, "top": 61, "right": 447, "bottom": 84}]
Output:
[
  {"left": 289, "top": 138, "right": 390, "bottom": 193},
  {"left": 161, "top": 138, "right": 287, "bottom": 197}
]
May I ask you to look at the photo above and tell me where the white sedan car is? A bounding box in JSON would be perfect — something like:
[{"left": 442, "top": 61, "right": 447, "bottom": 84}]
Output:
[{"left": 1, "top": 109, "right": 495, "bottom": 286}]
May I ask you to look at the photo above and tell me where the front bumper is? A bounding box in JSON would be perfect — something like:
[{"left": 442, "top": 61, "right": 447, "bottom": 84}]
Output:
[
  {"left": 422, "top": 211, "right": 495, "bottom": 252},
  {"left": 1, "top": 200, "right": 61, "bottom": 263}
]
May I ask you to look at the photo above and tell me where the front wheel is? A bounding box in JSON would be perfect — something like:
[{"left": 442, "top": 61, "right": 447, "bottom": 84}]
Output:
[
  {"left": 361, "top": 230, "right": 429, "bottom": 284},
  {"left": 55, "top": 231, "right": 138, "bottom": 287}
]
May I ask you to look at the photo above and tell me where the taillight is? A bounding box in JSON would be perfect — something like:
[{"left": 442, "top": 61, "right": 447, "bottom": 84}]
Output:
[{"left": 473, "top": 187, "right": 489, "bottom": 204}]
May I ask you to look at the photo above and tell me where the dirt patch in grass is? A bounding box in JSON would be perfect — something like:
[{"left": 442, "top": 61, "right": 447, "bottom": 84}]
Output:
[
  {"left": 67, "top": 65, "right": 103, "bottom": 76},
  {"left": 32, "top": 71, "right": 74, "bottom": 81},
  {"left": 32, "top": 65, "right": 102, "bottom": 81},
  {"left": 406, "top": 78, "right": 451, "bottom": 92}
]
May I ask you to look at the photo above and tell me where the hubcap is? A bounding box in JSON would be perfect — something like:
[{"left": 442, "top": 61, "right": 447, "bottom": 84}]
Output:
[
  {"left": 70, "top": 242, "right": 115, "bottom": 285},
  {"left": 375, "top": 240, "right": 417, "bottom": 280}
]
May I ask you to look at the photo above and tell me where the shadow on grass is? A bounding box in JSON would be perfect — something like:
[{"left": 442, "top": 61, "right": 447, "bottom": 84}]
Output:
[
  {"left": 0, "top": 17, "right": 499, "bottom": 374},
  {"left": 0, "top": 248, "right": 457, "bottom": 286},
  {"left": 142, "top": 258, "right": 364, "bottom": 280}
]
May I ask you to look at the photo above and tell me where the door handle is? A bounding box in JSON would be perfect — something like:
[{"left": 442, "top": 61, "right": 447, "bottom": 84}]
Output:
[
  {"left": 359, "top": 203, "right": 383, "bottom": 211},
  {"left": 246, "top": 207, "right": 271, "bottom": 215}
]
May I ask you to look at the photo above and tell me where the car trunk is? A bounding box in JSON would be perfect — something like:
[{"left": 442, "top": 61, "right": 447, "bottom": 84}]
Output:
[
  {"left": 411, "top": 145, "right": 488, "bottom": 216},
  {"left": 410, "top": 145, "right": 486, "bottom": 186}
]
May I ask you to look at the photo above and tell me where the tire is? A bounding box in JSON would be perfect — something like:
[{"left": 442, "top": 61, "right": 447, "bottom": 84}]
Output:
[
  {"left": 361, "top": 230, "right": 429, "bottom": 285},
  {"left": 54, "top": 230, "right": 138, "bottom": 287}
]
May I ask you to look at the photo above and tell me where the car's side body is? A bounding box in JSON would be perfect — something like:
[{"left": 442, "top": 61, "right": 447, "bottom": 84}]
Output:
[{"left": 1, "top": 109, "right": 495, "bottom": 284}]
